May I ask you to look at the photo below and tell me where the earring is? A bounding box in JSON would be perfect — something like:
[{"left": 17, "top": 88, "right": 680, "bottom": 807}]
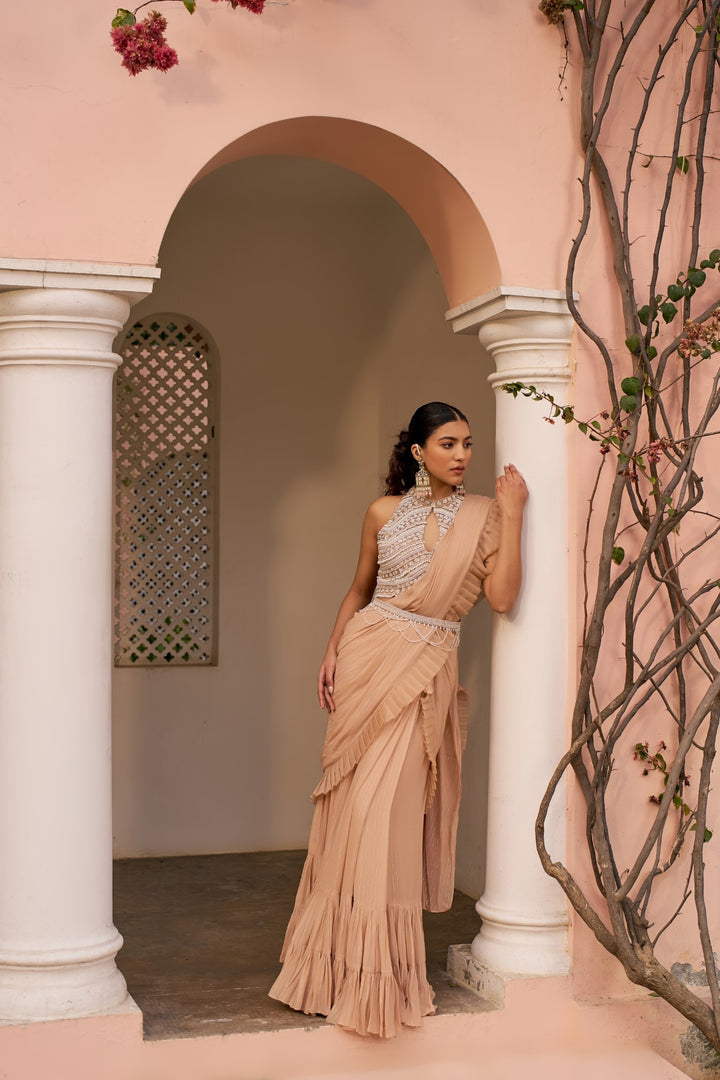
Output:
[
  {"left": 414, "top": 458, "right": 432, "bottom": 499},
  {"left": 454, "top": 479, "right": 466, "bottom": 495}
]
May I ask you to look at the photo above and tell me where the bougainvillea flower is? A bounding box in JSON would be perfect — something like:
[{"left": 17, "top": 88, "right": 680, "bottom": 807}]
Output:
[
  {"left": 211, "top": 0, "right": 266, "bottom": 11},
  {"left": 111, "top": 11, "right": 179, "bottom": 76}
]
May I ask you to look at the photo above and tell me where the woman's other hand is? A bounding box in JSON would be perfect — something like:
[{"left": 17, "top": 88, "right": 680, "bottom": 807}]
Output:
[
  {"left": 318, "top": 647, "right": 337, "bottom": 712},
  {"left": 495, "top": 464, "right": 528, "bottom": 520}
]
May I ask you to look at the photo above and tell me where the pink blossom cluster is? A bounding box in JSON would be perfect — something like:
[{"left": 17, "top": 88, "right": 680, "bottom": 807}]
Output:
[
  {"left": 210, "top": 0, "right": 266, "bottom": 11},
  {"left": 111, "top": 11, "right": 178, "bottom": 76},
  {"left": 677, "top": 312, "right": 720, "bottom": 360},
  {"left": 646, "top": 439, "right": 671, "bottom": 464}
]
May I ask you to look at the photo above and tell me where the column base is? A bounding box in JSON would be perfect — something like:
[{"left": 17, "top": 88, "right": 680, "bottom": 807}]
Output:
[
  {"left": 0, "top": 956, "right": 128, "bottom": 1022},
  {"left": 471, "top": 900, "right": 570, "bottom": 978},
  {"left": 447, "top": 943, "right": 568, "bottom": 1009},
  {"left": 447, "top": 944, "right": 506, "bottom": 1007}
]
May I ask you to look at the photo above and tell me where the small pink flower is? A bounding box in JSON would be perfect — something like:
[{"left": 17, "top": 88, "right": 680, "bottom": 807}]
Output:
[
  {"left": 153, "top": 43, "right": 179, "bottom": 71},
  {"left": 212, "top": 0, "right": 266, "bottom": 9}
]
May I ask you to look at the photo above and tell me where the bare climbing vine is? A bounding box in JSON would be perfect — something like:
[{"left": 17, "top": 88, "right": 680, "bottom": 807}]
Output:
[{"left": 521, "top": 0, "right": 720, "bottom": 1056}]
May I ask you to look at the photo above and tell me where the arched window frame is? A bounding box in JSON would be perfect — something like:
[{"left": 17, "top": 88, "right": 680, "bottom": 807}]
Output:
[{"left": 113, "top": 313, "right": 218, "bottom": 667}]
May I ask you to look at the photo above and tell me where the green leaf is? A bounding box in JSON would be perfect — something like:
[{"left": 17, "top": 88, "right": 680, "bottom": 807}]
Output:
[
  {"left": 676, "top": 156, "right": 690, "bottom": 173},
  {"left": 660, "top": 301, "right": 678, "bottom": 324},
  {"left": 700, "top": 259, "right": 713, "bottom": 269},
  {"left": 638, "top": 305, "right": 651, "bottom": 326},
  {"left": 578, "top": 423, "right": 588, "bottom": 435},
  {"left": 667, "top": 283, "right": 684, "bottom": 302},
  {"left": 112, "top": 7, "right": 136, "bottom": 27},
  {"left": 182, "top": 0, "right": 197, "bottom": 9},
  {"left": 590, "top": 420, "right": 602, "bottom": 431},
  {"left": 705, "top": 828, "right": 713, "bottom": 843},
  {"left": 709, "top": 249, "right": 720, "bottom": 263},
  {"left": 612, "top": 546, "right": 625, "bottom": 565},
  {"left": 621, "top": 376, "right": 641, "bottom": 395},
  {"left": 646, "top": 346, "right": 657, "bottom": 361},
  {"left": 687, "top": 267, "right": 706, "bottom": 288},
  {"left": 619, "top": 394, "right": 638, "bottom": 412},
  {"left": 562, "top": 407, "right": 574, "bottom": 423},
  {"left": 625, "top": 334, "right": 640, "bottom": 354}
]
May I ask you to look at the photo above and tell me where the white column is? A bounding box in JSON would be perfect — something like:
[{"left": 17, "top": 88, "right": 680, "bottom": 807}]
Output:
[
  {"left": 0, "top": 261, "right": 158, "bottom": 1020},
  {"left": 447, "top": 288, "right": 572, "bottom": 977}
]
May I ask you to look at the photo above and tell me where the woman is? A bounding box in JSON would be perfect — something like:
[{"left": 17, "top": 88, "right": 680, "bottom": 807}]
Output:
[{"left": 269, "top": 402, "right": 527, "bottom": 1037}]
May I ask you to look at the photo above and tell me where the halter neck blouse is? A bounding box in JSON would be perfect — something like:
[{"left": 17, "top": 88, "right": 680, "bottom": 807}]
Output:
[{"left": 374, "top": 487, "right": 464, "bottom": 599}]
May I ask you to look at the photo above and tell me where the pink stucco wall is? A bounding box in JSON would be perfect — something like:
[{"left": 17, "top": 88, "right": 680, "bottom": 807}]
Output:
[
  {"left": 0, "top": 0, "right": 577, "bottom": 305},
  {"left": 3, "top": 0, "right": 720, "bottom": 1068}
]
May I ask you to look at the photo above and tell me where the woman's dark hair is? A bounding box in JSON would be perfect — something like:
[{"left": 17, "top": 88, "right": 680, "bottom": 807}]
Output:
[{"left": 384, "top": 402, "right": 469, "bottom": 495}]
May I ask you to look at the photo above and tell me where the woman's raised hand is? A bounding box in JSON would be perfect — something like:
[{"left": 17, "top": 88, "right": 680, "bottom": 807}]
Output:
[
  {"left": 495, "top": 464, "right": 528, "bottom": 519},
  {"left": 318, "top": 647, "right": 337, "bottom": 712}
]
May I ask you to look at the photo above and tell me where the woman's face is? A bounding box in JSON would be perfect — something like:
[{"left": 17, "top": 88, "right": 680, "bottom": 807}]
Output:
[{"left": 419, "top": 419, "right": 472, "bottom": 489}]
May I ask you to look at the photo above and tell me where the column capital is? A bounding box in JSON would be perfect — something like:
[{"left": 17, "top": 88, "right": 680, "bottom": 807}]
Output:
[
  {"left": 446, "top": 287, "right": 574, "bottom": 387},
  {"left": 0, "top": 270, "right": 157, "bottom": 371},
  {"left": 445, "top": 286, "right": 573, "bottom": 334}
]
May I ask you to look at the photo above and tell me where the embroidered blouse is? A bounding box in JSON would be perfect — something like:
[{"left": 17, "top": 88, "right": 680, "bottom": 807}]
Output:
[{"left": 374, "top": 488, "right": 464, "bottom": 599}]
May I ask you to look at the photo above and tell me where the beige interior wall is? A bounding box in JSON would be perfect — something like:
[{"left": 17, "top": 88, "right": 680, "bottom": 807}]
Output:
[{"left": 111, "top": 156, "right": 495, "bottom": 898}]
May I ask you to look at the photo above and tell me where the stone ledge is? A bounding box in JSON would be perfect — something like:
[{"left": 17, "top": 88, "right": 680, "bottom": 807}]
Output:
[
  {"left": 447, "top": 944, "right": 507, "bottom": 1007},
  {"left": 0, "top": 258, "right": 160, "bottom": 299}
]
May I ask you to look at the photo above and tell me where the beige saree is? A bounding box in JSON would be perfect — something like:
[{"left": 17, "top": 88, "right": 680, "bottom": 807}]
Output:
[{"left": 268, "top": 494, "right": 500, "bottom": 1037}]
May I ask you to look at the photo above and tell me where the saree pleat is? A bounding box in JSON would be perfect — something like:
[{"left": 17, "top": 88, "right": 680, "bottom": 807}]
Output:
[{"left": 269, "top": 495, "right": 501, "bottom": 1037}]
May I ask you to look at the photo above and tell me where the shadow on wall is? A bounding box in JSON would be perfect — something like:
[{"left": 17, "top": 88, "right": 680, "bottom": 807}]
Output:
[{"left": 111, "top": 155, "right": 495, "bottom": 899}]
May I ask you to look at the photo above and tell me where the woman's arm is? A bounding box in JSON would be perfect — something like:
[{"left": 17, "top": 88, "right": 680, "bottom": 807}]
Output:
[
  {"left": 483, "top": 464, "right": 528, "bottom": 615},
  {"left": 318, "top": 497, "right": 399, "bottom": 712}
]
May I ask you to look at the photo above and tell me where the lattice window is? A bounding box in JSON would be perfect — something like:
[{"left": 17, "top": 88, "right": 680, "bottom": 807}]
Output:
[{"left": 114, "top": 315, "right": 217, "bottom": 666}]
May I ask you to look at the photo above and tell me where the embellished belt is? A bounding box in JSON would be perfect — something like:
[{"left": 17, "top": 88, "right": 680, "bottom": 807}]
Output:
[
  {"left": 363, "top": 598, "right": 461, "bottom": 650},
  {"left": 369, "top": 597, "right": 461, "bottom": 632}
]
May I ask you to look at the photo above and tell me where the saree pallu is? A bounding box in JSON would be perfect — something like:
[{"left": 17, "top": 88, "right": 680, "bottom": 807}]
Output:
[{"left": 269, "top": 495, "right": 500, "bottom": 1037}]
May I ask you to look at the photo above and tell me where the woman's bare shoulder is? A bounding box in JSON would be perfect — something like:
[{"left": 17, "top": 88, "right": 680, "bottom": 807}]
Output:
[{"left": 366, "top": 494, "right": 403, "bottom": 532}]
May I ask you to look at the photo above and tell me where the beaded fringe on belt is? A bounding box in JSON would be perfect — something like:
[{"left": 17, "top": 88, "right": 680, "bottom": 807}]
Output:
[{"left": 361, "top": 598, "right": 461, "bottom": 650}]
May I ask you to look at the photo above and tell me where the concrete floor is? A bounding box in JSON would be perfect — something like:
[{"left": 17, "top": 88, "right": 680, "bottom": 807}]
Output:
[{"left": 113, "top": 851, "right": 494, "bottom": 1040}]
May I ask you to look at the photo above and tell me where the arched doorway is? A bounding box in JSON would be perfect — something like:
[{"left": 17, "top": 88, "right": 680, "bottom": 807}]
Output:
[
  {"left": 111, "top": 152, "right": 496, "bottom": 902},
  {"left": 0, "top": 116, "right": 571, "bottom": 1027}
]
